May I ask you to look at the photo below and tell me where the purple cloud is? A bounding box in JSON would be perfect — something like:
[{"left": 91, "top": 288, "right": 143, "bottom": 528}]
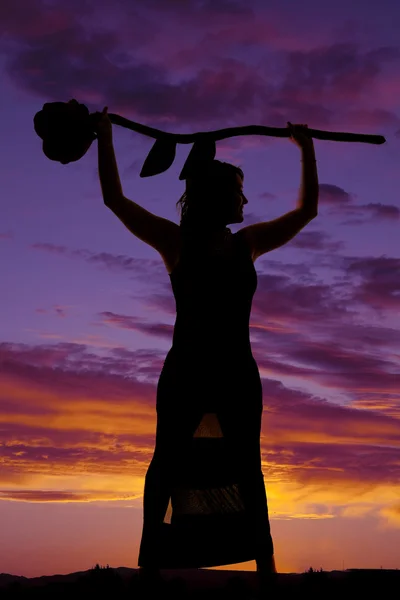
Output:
[
  {"left": 363, "top": 203, "right": 400, "bottom": 220},
  {"left": 342, "top": 255, "right": 400, "bottom": 312},
  {"left": 319, "top": 184, "right": 354, "bottom": 206},
  {"left": 31, "top": 243, "right": 158, "bottom": 275},
  {"left": 1, "top": 1, "right": 398, "bottom": 134}
]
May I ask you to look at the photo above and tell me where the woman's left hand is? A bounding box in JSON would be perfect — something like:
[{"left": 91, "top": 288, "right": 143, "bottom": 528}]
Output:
[{"left": 287, "top": 122, "right": 314, "bottom": 150}]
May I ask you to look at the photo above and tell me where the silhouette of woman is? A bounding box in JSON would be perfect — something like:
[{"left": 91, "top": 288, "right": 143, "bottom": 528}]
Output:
[{"left": 96, "top": 108, "right": 319, "bottom": 588}]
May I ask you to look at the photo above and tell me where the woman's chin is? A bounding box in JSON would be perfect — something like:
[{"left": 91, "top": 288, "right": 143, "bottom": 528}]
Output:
[{"left": 226, "top": 212, "right": 244, "bottom": 225}]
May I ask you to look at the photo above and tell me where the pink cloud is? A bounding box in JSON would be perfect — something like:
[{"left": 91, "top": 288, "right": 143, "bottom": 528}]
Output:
[
  {"left": 35, "top": 305, "right": 70, "bottom": 318},
  {"left": 319, "top": 184, "right": 354, "bottom": 206},
  {"left": 98, "top": 311, "right": 174, "bottom": 340},
  {"left": 0, "top": 341, "right": 166, "bottom": 382},
  {"left": 363, "top": 203, "right": 400, "bottom": 220},
  {"left": 264, "top": 441, "right": 400, "bottom": 486},
  {"left": 289, "top": 230, "right": 344, "bottom": 252},
  {"left": 343, "top": 256, "right": 400, "bottom": 312},
  {"left": 316, "top": 185, "right": 399, "bottom": 224}
]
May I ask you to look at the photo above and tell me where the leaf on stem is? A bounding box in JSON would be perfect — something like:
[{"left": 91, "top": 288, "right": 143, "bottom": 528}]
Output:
[
  {"left": 140, "top": 138, "right": 177, "bottom": 177},
  {"left": 179, "top": 136, "right": 216, "bottom": 180}
]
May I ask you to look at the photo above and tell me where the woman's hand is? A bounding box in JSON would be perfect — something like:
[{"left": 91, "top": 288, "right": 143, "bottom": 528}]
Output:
[
  {"left": 287, "top": 122, "right": 314, "bottom": 150},
  {"left": 94, "top": 106, "right": 113, "bottom": 139}
]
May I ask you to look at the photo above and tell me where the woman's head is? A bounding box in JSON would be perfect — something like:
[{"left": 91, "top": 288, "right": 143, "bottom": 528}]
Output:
[{"left": 176, "top": 160, "right": 247, "bottom": 230}]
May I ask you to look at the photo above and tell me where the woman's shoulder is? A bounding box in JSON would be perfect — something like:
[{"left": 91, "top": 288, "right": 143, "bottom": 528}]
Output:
[{"left": 232, "top": 228, "right": 255, "bottom": 261}]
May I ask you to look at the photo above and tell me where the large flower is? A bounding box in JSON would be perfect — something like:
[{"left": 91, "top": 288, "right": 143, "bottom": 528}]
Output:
[{"left": 33, "top": 99, "right": 99, "bottom": 164}]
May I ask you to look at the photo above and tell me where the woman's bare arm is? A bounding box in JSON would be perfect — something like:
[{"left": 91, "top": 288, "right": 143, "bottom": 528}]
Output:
[
  {"left": 97, "top": 127, "right": 124, "bottom": 205},
  {"left": 239, "top": 123, "right": 319, "bottom": 261},
  {"left": 96, "top": 111, "right": 179, "bottom": 257}
]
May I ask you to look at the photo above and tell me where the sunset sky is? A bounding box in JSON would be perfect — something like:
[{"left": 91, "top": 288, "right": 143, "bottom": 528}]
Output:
[{"left": 1, "top": 0, "right": 400, "bottom": 579}]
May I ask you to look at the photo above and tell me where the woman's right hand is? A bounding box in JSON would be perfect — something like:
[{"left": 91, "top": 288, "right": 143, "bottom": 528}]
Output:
[
  {"left": 94, "top": 106, "right": 112, "bottom": 139},
  {"left": 287, "top": 122, "right": 313, "bottom": 150}
]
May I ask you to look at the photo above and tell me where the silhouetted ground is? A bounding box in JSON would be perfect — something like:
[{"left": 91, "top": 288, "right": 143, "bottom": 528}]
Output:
[{"left": 1, "top": 565, "right": 399, "bottom": 599}]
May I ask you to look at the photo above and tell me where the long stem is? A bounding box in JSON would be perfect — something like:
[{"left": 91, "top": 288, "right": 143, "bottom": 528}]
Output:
[{"left": 100, "top": 113, "right": 385, "bottom": 145}]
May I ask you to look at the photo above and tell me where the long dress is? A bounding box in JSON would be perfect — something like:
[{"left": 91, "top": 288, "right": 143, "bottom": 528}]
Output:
[{"left": 138, "top": 227, "right": 274, "bottom": 569}]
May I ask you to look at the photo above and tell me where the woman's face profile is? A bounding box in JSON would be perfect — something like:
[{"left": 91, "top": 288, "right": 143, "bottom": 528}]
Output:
[{"left": 221, "top": 173, "right": 248, "bottom": 225}]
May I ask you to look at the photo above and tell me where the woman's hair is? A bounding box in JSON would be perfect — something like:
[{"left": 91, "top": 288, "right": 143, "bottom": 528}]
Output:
[{"left": 176, "top": 160, "right": 244, "bottom": 229}]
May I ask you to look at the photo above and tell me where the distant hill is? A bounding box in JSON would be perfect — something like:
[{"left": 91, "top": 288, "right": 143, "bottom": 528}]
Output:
[
  {"left": 1, "top": 568, "right": 238, "bottom": 590},
  {"left": 0, "top": 574, "right": 28, "bottom": 587},
  {"left": 1, "top": 567, "right": 265, "bottom": 591},
  {"left": 1, "top": 567, "right": 399, "bottom": 592}
]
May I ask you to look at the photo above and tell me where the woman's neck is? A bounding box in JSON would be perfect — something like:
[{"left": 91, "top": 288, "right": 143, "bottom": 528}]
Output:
[
  {"left": 182, "top": 219, "right": 229, "bottom": 234},
  {"left": 206, "top": 224, "right": 230, "bottom": 235}
]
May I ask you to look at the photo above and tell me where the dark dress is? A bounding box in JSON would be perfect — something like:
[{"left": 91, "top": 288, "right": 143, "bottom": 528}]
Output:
[{"left": 138, "top": 228, "right": 273, "bottom": 569}]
